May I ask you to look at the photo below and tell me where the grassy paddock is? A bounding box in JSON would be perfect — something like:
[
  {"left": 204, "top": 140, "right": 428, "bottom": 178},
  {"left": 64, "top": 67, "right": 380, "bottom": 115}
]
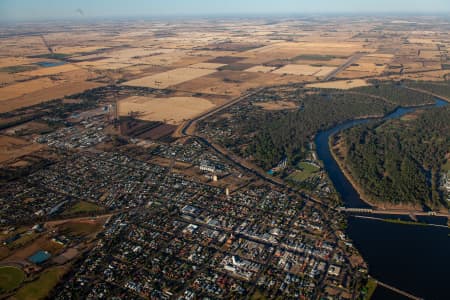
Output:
[
  {"left": 0, "top": 266, "right": 25, "bottom": 293},
  {"left": 14, "top": 266, "right": 66, "bottom": 300},
  {"left": 63, "top": 201, "right": 103, "bottom": 215}
]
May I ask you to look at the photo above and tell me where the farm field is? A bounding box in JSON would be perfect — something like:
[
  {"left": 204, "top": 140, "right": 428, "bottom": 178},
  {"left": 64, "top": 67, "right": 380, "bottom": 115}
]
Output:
[
  {"left": 306, "top": 79, "right": 369, "bottom": 89},
  {"left": 19, "top": 64, "right": 80, "bottom": 77},
  {"left": 122, "top": 67, "right": 217, "bottom": 89},
  {"left": 0, "top": 78, "right": 57, "bottom": 102},
  {"left": 119, "top": 96, "right": 216, "bottom": 124},
  {"left": 273, "top": 64, "right": 336, "bottom": 77}
]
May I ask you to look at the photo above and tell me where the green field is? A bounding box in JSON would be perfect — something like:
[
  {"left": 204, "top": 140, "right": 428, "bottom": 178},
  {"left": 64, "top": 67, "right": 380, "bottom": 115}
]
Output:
[
  {"left": 63, "top": 201, "right": 103, "bottom": 215},
  {"left": 288, "top": 162, "right": 320, "bottom": 182},
  {"left": 14, "top": 267, "right": 66, "bottom": 300},
  {"left": 0, "top": 266, "right": 25, "bottom": 293},
  {"left": 443, "top": 159, "right": 450, "bottom": 172},
  {"left": 363, "top": 278, "right": 378, "bottom": 300},
  {"left": 60, "top": 221, "right": 103, "bottom": 237}
]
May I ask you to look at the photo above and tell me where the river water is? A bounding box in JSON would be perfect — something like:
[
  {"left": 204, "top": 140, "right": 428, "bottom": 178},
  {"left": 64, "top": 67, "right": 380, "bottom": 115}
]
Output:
[{"left": 314, "top": 99, "right": 450, "bottom": 299}]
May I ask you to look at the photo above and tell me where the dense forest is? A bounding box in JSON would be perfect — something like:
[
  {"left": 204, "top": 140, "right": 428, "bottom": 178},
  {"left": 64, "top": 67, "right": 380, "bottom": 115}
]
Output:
[
  {"left": 244, "top": 83, "right": 439, "bottom": 170},
  {"left": 352, "top": 82, "right": 436, "bottom": 106},
  {"left": 340, "top": 106, "right": 450, "bottom": 208},
  {"left": 246, "top": 93, "right": 395, "bottom": 169},
  {"left": 405, "top": 81, "right": 450, "bottom": 99}
]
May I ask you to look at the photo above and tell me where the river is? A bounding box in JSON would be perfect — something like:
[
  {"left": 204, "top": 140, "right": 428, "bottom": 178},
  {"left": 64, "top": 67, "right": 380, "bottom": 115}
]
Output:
[{"left": 314, "top": 99, "right": 450, "bottom": 299}]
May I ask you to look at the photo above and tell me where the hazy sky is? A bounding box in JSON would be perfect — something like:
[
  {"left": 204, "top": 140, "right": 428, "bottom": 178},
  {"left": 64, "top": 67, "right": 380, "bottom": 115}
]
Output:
[{"left": 1, "top": 0, "right": 450, "bottom": 21}]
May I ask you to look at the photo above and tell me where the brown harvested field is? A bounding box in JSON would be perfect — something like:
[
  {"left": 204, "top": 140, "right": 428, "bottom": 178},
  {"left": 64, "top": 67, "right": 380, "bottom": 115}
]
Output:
[
  {"left": 306, "top": 79, "right": 370, "bottom": 89},
  {"left": 254, "top": 101, "right": 298, "bottom": 110},
  {"left": 0, "top": 135, "right": 44, "bottom": 163},
  {"left": 51, "top": 45, "right": 109, "bottom": 54},
  {"left": 384, "top": 70, "right": 450, "bottom": 81},
  {"left": 408, "top": 38, "right": 436, "bottom": 44},
  {"left": 0, "top": 80, "right": 103, "bottom": 113},
  {"left": 0, "top": 78, "right": 57, "bottom": 101},
  {"left": 122, "top": 67, "right": 217, "bottom": 89},
  {"left": 0, "top": 72, "right": 31, "bottom": 86},
  {"left": 245, "top": 65, "right": 278, "bottom": 73},
  {"left": 139, "top": 124, "right": 178, "bottom": 140},
  {"left": 0, "top": 57, "right": 42, "bottom": 68},
  {"left": 336, "top": 70, "right": 375, "bottom": 79},
  {"left": 188, "top": 62, "right": 227, "bottom": 70},
  {"left": 207, "top": 56, "right": 246, "bottom": 64},
  {"left": 273, "top": 64, "right": 336, "bottom": 77},
  {"left": 173, "top": 70, "right": 305, "bottom": 97},
  {"left": 237, "top": 42, "right": 372, "bottom": 64},
  {"left": 19, "top": 64, "right": 80, "bottom": 76},
  {"left": 119, "top": 96, "right": 215, "bottom": 125},
  {"left": 419, "top": 50, "right": 441, "bottom": 59},
  {"left": 345, "top": 62, "right": 386, "bottom": 75}
]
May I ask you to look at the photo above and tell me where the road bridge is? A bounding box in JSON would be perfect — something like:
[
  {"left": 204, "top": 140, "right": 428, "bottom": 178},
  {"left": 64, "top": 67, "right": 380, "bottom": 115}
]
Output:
[{"left": 370, "top": 276, "right": 424, "bottom": 300}]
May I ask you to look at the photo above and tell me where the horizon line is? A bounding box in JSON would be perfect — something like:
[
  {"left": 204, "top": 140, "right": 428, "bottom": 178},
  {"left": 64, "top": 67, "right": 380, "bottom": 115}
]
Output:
[{"left": 1, "top": 12, "right": 450, "bottom": 24}]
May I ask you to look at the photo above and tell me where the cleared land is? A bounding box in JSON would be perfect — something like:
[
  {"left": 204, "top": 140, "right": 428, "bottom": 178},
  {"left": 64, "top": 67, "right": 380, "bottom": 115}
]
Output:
[
  {"left": 119, "top": 96, "right": 215, "bottom": 125},
  {"left": 0, "top": 135, "right": 45, "bottom": 163},
  {"left": 306, "top": 79, "right": 369, "bottom": 89},
  {"left": 122, "top": 67, "right": 216, "bottom": 89},
  {"left": 254, "top": 101, "right": 298, "bottom": 110}
]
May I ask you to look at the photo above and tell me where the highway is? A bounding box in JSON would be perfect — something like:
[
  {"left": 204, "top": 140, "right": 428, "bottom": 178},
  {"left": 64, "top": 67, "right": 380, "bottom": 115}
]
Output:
[{"left": 323, "top": 52, "right": 367, "bottom": 81}]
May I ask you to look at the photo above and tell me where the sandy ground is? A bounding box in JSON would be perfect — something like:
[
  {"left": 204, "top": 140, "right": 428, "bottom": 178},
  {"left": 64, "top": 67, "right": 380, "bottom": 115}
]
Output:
[{"left": 119, "top": 96, "right": 215, "bottom": 125}]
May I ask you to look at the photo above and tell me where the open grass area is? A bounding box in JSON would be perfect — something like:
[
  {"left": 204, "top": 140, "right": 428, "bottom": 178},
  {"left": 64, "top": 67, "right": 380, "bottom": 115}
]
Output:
[
  {"left": 13, "top": 266, "right": 66, "bottom": 300},
  {"left": 287, "top": 162, "right": 321, "bottom": 182},
  {"left": 297, "top": 162, "right": 320, "bottom": 173},
  {"left": 382, "top": 219, "right": 429, "bottom": 227},
  {"left": 0, "top": 266, "right": 25, "bottom": 293},
  {"left": 363, "top": 278, "right": 378, "bottom": 300},
  {"left": 60, "top": 221, "right": 103, "bottom": 237},
  {"left": 63, "top": 201, "right": 103, "bottom": 215}
]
